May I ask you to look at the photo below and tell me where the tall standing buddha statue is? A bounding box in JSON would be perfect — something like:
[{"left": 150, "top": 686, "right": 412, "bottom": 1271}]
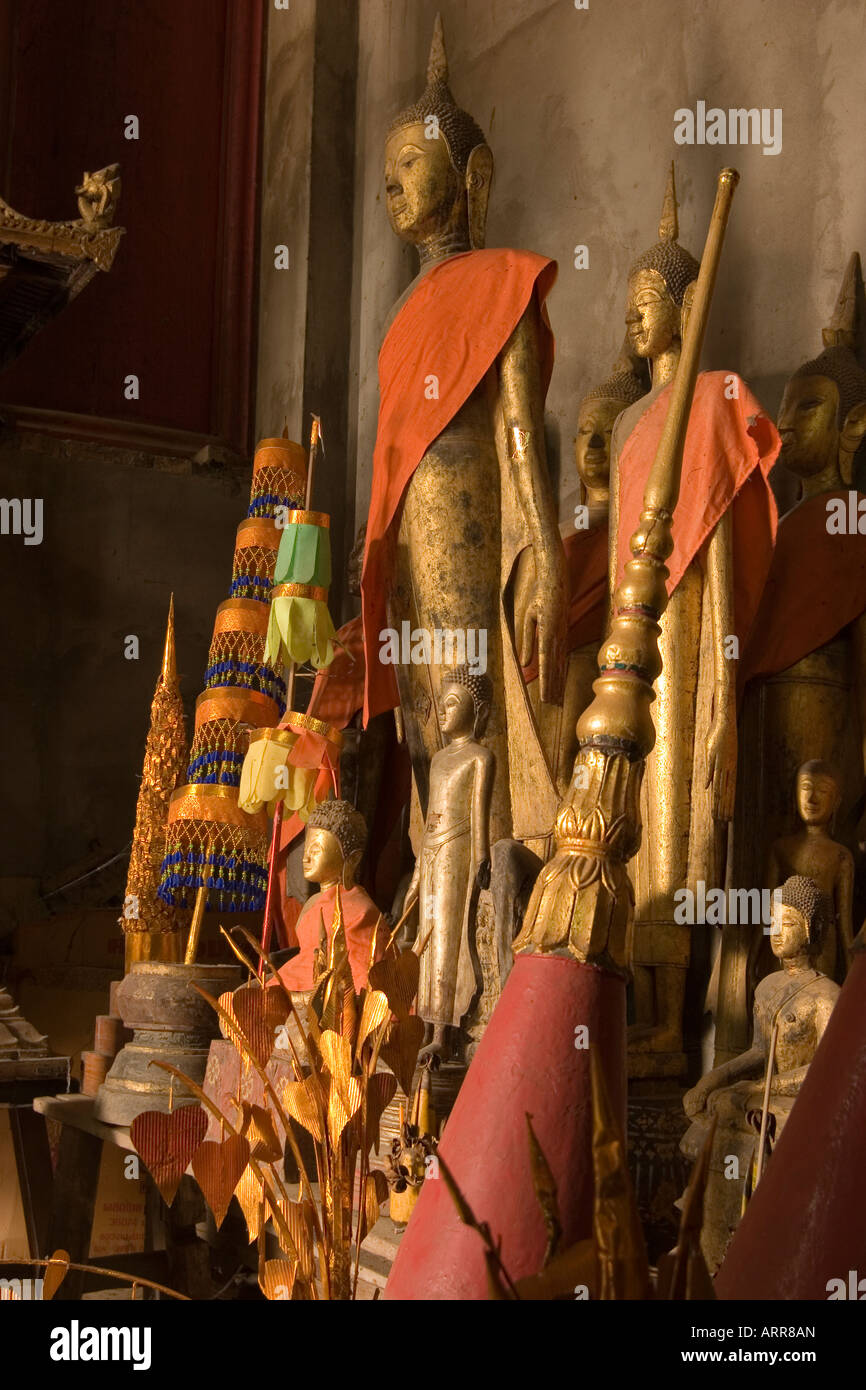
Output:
[
  {"left": 608, "top": 166, "right": 779, "bottom": 1073},
  {"left": 360, "top": 17, "right": 567, "bottom": 864}
]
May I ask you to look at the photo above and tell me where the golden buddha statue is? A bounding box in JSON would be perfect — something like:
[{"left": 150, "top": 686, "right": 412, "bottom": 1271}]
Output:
[
  {"left": 762, "top": 760, "right": 855, "bottom": 984},
  {"left": 360, "top": 17, "right": 566, "bottom": 862},
  {"left": 404, "top": 666, "right": 495, "bottom": 1059},
  {"left": 682, "top": 875, "right": 839, "bottom": 1270},
  {"left": 715, "top": 252, "right": 866, "bottom": 1061},
  {"left": 608, "top": 166, "right": 779, "bottom": 1074},
  {"left": 272, "top": 799, "right": 383, "bottom": 1000}
]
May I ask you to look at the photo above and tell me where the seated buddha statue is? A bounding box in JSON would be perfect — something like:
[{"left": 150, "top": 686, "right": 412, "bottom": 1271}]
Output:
[
  {"left": 681, "top": 874, "right": 839, "bottom": 1270},
  {"left": 272, "top": 799, "right": 384, "bottom": 999},
  {"left": 760, "top": 760, "right": 855, "bottom": 985}
]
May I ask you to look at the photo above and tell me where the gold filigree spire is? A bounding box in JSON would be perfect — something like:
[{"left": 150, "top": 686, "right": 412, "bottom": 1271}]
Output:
[
  {"left": 122, "top": 598, "right": 189, "bottom": 966},
  {"left": 161, "top": 592, "right": 177, "bottom": 683}
]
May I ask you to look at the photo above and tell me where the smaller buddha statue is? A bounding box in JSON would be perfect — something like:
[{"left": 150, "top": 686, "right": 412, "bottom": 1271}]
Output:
[
  {"left": 608, "top": 164, "right": 779, "bottom": 1072},
  {"left": 574, "top": 352, "right": 649, "bottom": 525},
  {"left": 681, "top": 875, "right": 839, "bottom": 1269},
  {"left": 614, "top": 167, "right": 708, "bottom": 1065},
  {"left": 760, "top": 761, "right": 855, "bottom": 984},
  {"left": 272, "top": 799, "right": 383, "bottom": 998},
  {"left": 404, "top": 666, "right": 495, "bottom": 1060}
]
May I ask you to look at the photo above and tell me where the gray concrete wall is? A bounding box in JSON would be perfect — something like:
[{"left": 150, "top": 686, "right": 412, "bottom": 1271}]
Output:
[
  {"left": 350, "top": 0, "right": 866, "bottom": 525},
  {"left": 0, "top": 430, "right": 244, "bottom": 935}
]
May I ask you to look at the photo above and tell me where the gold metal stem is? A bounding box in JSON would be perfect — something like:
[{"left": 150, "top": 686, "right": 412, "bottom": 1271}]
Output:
[{"left": 184, "top": 878, "right": 207, "bottom": 964}]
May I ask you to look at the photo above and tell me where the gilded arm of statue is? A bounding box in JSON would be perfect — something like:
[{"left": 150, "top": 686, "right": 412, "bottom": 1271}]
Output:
[
  {"left": 683, "top": 1041, "right": 764, "bottom": 1118},
  {"left": 473, "top": 743, "right": 495, "bottom": 880},
  {"left": 500, "top": 298, "right": 567, "bottom": 706},
  {"left": 704, "top": 508, "right": 737, "bottom": 822}
]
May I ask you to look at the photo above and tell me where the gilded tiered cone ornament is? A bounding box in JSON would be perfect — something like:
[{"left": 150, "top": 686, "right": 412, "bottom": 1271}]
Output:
[{"left": 122, "top": 596, "right": 188, "bottom": 968}]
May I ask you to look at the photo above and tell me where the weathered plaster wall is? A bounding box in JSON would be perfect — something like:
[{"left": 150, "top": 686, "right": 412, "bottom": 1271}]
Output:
[
  {"left": 255, "top": 0, "right": 317, "bottom": 444},
  {"left": 255, "top": 0, "right": 358, "bottom": 621},
  {"left": 350, "top": 0, "right": 866, "bottom": 525}
]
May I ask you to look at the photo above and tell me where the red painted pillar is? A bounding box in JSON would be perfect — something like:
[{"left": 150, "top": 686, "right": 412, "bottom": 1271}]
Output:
[
  {"left": 385, "top": 952, "right": 626, "bottom": 1300},
  {"left": 715, "top": 946, "right": 866, "bottom": 1300}
]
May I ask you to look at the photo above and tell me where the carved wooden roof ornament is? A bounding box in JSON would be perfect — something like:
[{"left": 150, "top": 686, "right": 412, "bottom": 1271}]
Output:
[{"left": 0, "top": 163, "right": 124, "bottom": 370}]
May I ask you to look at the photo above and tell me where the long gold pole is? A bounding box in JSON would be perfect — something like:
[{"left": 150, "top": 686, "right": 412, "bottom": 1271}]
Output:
[
  {"left": 184, "top": 838, "right": 213, "bottom": 965},
  {"left": 754, "top": 1019, "right": 779, "bottom": 1186}
]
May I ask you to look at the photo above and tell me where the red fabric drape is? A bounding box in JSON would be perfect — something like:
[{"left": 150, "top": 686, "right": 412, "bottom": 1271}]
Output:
[{"left": 361, "top": 248, "right": 558, "bottom": 723}]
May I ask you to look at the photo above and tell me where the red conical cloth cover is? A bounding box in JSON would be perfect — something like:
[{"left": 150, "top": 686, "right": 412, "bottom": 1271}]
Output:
[
  {"left": 715, "top": 944, "right": 866, "bottom": 1300},
  {"left": 384, "top": 953, "right": 626, "bottom": 1300}
]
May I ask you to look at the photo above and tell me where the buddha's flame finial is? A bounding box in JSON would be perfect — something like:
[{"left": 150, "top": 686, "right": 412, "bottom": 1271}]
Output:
[
  {"left": 823, "top": 250, "right": 862, "bottom": 350},
  {"left": 161, "top": 593, "right": 177, "bottom": 685},
  {"left": 659, "top": 161, "right": 679, "bottom": 243},
  {"left": 427, "top": 12, "right": 448, "bottom": 86}
]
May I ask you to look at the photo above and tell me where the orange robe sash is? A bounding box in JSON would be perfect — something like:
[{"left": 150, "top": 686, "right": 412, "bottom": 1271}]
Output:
[
  {"left": 274, "top": 883, "right": 383, "bottom": 994},
  {"left": 361, "top": 248, "right": 557, "bottom": 724},
  {"left": 308, "top": 614, "right": 365, "bottom": 730},
  {"left": 740, "top": 489, "right": 866, "bottom": 687},
  {"left": 616, "top": 371, "right": 780, "bottom": 647}
]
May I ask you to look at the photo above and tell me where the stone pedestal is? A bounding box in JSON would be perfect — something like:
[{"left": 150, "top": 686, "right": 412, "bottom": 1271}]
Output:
[{"left": 94, "top": 962, "right": 241, "bottom": 1126}]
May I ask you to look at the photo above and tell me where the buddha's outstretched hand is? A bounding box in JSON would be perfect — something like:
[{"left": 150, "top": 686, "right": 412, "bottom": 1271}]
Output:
[
  {"left": 683, "top": 1076, "right": 714, "bottom": 1118},
  {"left": 514, "top": 547, "right": 537, "bottom": 668},
  {"left": 515, "top": 547, "right": 566, "bottom": 706},
  {"left": 534, "top": 569, "right": 567, "bottom": 707}
]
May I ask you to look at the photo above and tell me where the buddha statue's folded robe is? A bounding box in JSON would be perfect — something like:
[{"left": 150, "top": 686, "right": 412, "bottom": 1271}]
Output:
[
  {"left": 739, "top": 489, "right": 866, "bottom": 688},
  {"left": 308, "top": 614, "right": 366, "bottom": 729},
  {"left": 361, "top": 248, "right": 556, "bottom": 724},
  {"left": 273, "top": 883, "right": 383, "bottom": 995},
  {"left": 615, "top": 371, "right": 779, "bottom": 648}
]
